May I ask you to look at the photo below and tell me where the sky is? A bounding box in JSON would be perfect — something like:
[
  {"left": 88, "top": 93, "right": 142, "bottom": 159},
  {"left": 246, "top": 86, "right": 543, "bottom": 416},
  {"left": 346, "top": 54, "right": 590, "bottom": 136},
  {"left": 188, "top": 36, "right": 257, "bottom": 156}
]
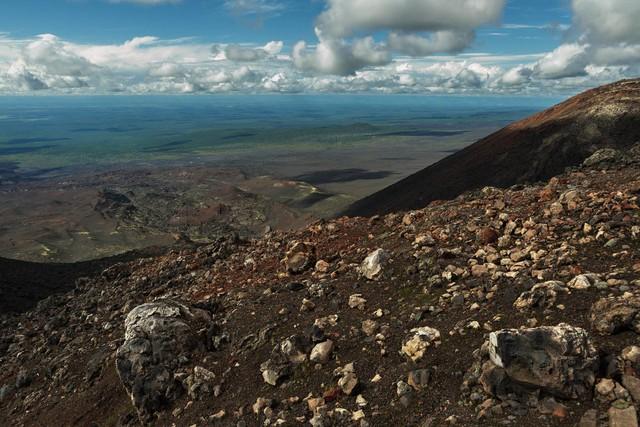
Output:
[{"left": 0, "top": 0, "right": 639, "bottom": 95}]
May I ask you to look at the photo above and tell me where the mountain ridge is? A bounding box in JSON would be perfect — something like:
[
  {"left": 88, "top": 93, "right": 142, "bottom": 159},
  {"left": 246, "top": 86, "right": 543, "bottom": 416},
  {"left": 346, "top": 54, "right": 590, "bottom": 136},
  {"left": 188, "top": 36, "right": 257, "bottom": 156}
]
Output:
[{"left": 343, "top": 78, "right": 640, "bottom": 217}]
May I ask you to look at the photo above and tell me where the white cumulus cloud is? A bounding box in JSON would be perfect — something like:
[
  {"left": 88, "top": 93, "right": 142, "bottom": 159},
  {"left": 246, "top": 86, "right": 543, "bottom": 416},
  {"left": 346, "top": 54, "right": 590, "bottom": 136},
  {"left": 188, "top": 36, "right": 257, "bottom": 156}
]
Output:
[
  {"left": 572, "top": 0, "right": 640, "bottom": 45},
  {"left": 293, "top": 0, "right": 506, "bottom": 76},
  {"left": 293, "top": 35, "right": 391, "bottom": 75},
  {"left": 316, "top": 0, "right": 506, "bottom": 38}
]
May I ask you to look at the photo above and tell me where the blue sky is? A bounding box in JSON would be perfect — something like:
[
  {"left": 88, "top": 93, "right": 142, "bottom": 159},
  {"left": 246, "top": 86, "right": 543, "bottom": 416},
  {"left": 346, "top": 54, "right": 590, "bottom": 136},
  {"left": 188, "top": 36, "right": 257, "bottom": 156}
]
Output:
[
  {"left": 0, "top": 0, "right": 638, "bottom": 95},
  {"left": 1, "top": 0, "right": 569, "bottom": 53}
]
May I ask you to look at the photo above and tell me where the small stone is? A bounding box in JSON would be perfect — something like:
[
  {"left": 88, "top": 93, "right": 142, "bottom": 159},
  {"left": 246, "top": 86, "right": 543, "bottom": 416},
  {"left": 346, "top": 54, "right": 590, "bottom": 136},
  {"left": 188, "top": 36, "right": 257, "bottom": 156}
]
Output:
[
  {"left": 0, "top": 384, "right": 13, "bottom": 402},
  {"left": 596, "top": 378, "right": 616, "bottom": 399},
  {"left": 355, "top": 394, "right": 368, "bottom": 408},
  {"left": 315, "top": 260, "right": 330, "bottom": 273},
  {"left": 349, "top": 294, "right": 367, "bottom": 310},
  {"left": 578, "top": 409, "right": 597, "bottom": 427},
  {"left": 622, "top": 375, "right": 640, "bottom": 402},
  {"left": 472, "top": 264, "right": 489, "bottom": 277},
  {"left": 285, "top": 242, "right": 316, "bottom": 274},
  {"left": 477, "top": 227, "right": 499, "bottom": 245},
  {"left": 361, "top": 320, "right": 378, "bottom": 336},
  {"left": 549, "top": 202, "right": 564, "bottom": 216},
  {"left": 339, "top": 373, "right": 358, "bottom": 395},
  {"left": 568, "top": 274, "right": 603, "bottom": 290},
  {"left": 300, "top": 298, "right": 316, "bottom": 312},
  {"left": 310, "top": 340, "right": 334, "bottom": 364},
  {"left": 451, "top": 294, "right": 464, "bottom": 306},
  {"left": 15, "top": 369, "right": 32, "bottom": 389},
  {"left": 608, "top": 405, "right": 639, "bottom": 427},
  {"left": 359, "top": 249, "right": 390, "bottom": 280},
  {"left": 401, "top": 327, "right": 441, "bottom": 362},
  {"left": 407, "top": 369, "right": 431, "bottom": 390},
  {"left": 307, "top": 397, "right": 325, "bottom": 413},
  {"left": 209, "top": 410, "right": 225, "bottom": 420},
  {"left": 396, "top": 381, "right": 412, "bottom": 397},
  {"left": 262, "top": 370, "right": 281, "bottom": 386},
  {"left": 352, "top": 410, "right": 365, "bottom": 421}
]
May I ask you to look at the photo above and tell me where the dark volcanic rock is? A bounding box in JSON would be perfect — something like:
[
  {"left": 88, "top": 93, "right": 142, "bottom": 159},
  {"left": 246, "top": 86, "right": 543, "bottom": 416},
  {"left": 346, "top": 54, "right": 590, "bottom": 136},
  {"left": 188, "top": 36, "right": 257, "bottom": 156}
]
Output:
[
  {"left": 344, "top": 78, "right": 640, "bottom": 216},
  {"left": 591, "top": 296, "right": 640, "bottom": 335},
  {"left": 115, "top": 300, "right": 213, "bottom": 424},
  {"left": 475, "top": 324, "right": 598, "bottom": 399}
]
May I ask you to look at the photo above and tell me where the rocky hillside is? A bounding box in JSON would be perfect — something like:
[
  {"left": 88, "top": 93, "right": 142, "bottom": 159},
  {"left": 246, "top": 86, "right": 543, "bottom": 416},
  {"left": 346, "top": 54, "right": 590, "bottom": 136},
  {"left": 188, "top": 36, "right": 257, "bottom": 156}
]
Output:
[
  {"left": 344, "top": 78, "right": 640, "bottom": 217},
  {"left": 0, "top": 247, "right": 167, "bottom": 314},
  {"left": 1, "top": 144, "right": 640, "bottom": 426}
]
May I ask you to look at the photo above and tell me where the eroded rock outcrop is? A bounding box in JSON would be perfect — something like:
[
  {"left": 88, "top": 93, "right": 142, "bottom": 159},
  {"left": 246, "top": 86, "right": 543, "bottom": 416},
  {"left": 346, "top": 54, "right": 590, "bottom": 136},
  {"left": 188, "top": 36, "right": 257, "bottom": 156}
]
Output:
[
  {"left": 470, "top": 324, "right": 598, "bottom": 400},
  {"left": 115, "top": 300, "right": 213, "bottom": 423}
]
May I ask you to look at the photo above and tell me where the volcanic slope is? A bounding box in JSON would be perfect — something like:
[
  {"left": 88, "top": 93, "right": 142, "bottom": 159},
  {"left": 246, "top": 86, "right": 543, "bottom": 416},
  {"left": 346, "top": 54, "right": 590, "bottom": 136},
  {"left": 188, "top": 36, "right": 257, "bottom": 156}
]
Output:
[
  {"left": 1, "top": 145, "right": 640, "bottom": 426},
  {"left": 344, "top": 78, "right": 640, "bottom": 217}
]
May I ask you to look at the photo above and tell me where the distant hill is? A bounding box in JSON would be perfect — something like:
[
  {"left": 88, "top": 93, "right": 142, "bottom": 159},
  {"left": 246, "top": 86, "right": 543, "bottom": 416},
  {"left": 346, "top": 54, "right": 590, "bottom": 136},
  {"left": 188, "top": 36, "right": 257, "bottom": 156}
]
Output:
[{"left": 343, "top": 78, "right": 640, "bottom": 217}]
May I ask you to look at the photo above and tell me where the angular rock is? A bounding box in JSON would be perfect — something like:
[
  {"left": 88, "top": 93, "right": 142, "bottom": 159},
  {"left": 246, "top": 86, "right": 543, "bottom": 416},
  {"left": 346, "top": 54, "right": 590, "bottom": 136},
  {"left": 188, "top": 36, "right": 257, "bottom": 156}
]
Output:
[
  {"left": 285, "top": 242, "right": 316, "bottom": 274},
  {"left": 115, "top": 300, "right": 213, "bottom": 423},
  {"left": 359, "top": 249, "right": 390, "bottom": 280},
  {"left": 336, "top": 363, "right": 358, "bottom": 395},
  {"left": 621, "top": 346, "right": 640, "bottom": 374},
  {"left": 401, "top": 326, "right": 441, "bottom": 362},
  {"left": 478, "top": 323, "right": 598, "bottom": 399},
  {"left": 310, "top": 340, "right": 334, "bottom": 364},
  {"left": 280, "top": 335, "right": 311, "bottom": 364},
  {"left": 185, "top": 366, "right": 216, "bottom": 400},
  {"left": 608, "top": 405, "right": 639, "bottom": 427},
  {"left": 578, "top": 409, "right": 597, "bottom": 427},
  {"left": 622, "top": 375, "right": 640, "bottom": 402},
  {"left": 591, "top": 296, "right": 640, "bottom": 335},
  {"left": 407, "top": 369, "right": 431, "bottom": 390},
  {"left": 583, "top": 148, "right": 625, "bottom": 167},
  {"left": 361, "top": 319, "right": 378, "bottom": 337},
  {"left": 348, "top": 294, "right": 367, "bottom": 310},
  {"left": 567, "top": 274, "right": 604, "bottom": 290},
  {"left": 260, "top": 335, "right": 311, "bottom": 386},
  {"left": 513, "top": 281, "right": 567, "bottom": 310}
]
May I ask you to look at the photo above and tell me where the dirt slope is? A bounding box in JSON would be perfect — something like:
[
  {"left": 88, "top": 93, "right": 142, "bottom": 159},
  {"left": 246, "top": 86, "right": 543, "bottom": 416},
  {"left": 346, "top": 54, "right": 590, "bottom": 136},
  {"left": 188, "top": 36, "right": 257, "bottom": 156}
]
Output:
[{"left": 1, "top": 148, "right": 640, "bottom": 426}]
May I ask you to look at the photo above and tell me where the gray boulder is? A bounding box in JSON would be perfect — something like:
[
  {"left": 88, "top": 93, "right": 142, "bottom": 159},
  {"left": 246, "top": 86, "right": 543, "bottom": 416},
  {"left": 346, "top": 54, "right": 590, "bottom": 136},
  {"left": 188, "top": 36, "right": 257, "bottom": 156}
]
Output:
[
  {"left": 513, "top": 281, "right": 567, "bottom": 311},
  {"left": 115, "top": 300, "right": 213, "bottom": 424},
  {"left": 591, "top": 296, "right": 640, "bottom": 335},
  {"left": 583, "top": 148, "right": 626, "bottom": 167},
  {"left": 477, "top": 323, "right": 598, "bottom": 399}
]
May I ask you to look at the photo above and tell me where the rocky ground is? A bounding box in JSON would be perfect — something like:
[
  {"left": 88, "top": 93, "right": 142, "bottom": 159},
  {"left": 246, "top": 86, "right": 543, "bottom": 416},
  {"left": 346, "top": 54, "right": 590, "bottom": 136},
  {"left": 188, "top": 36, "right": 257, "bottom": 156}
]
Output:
[{"left": 2, "top": 146, "right": 640, "bottom": 426}]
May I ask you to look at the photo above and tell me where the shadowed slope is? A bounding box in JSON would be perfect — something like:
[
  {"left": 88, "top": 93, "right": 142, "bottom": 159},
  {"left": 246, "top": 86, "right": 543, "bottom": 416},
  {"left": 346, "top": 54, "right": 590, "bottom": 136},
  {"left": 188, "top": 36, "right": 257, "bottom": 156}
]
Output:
[
  {"left": 344, "top": 79, "right": 640, "bottom": 217},
  {"left": 0, "top": 247, "right": 167, "bottom": 313}
]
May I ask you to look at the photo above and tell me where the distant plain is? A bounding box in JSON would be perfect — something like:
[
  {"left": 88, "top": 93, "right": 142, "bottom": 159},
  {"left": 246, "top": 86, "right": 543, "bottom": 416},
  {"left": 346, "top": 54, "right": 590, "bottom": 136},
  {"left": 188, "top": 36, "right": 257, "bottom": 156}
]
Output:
[{"left": 0, "top": 95, "right": 559, "bottom": 261}]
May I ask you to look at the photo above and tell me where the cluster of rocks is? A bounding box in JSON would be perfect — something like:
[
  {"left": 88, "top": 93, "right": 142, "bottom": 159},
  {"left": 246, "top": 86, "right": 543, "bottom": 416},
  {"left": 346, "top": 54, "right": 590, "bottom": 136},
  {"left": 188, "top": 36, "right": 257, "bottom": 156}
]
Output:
[{"left": 1, "top": 148, "right": 640, "bottom": 426}]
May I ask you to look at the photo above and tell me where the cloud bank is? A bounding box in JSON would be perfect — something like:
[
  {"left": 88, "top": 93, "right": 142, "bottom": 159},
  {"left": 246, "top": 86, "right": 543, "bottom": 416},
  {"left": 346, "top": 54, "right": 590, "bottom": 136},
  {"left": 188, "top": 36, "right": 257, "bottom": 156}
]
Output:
[{"left": 0, "top": 0, "right": 639, "bottom": 95}]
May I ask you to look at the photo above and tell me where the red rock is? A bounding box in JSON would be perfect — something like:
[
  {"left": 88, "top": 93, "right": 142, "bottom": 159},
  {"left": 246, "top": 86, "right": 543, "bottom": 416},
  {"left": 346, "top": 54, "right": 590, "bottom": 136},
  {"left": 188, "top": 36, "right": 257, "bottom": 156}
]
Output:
[{"left": 477, "top": 227, "right": 499, "bottom": 245}]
